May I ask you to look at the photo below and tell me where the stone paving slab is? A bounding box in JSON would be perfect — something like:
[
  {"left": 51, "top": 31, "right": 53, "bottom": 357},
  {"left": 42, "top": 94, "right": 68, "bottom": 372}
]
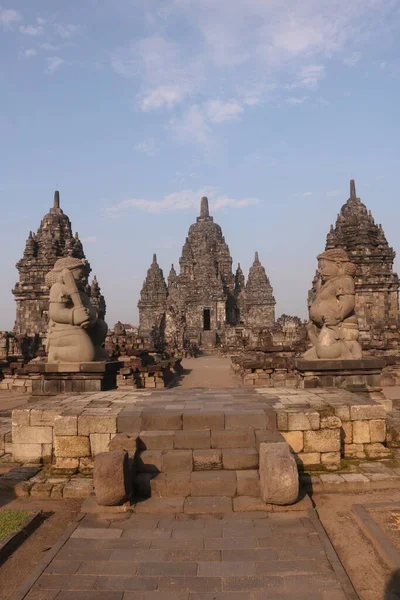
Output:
[{"left": 15, "top": 509, "right": 357, "bottom": 600}]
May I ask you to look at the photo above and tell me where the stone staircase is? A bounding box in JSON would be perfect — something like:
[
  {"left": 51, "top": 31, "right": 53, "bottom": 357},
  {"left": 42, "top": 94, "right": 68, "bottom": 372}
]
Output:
[{"left": 110, "top": 406, "right": 279, "bottom": 506}]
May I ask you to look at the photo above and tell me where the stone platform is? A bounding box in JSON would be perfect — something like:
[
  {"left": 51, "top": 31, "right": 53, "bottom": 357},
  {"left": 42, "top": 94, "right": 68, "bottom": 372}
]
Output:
[
  {"left": 24, "top": 361, "right": 121, "bottom": 396},
  {"left": 11, "top": 387, "right": 392, "bottom": 476}
]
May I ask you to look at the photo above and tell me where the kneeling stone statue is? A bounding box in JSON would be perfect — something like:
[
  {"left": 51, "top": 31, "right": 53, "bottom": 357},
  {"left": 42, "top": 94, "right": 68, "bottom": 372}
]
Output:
[
  {"left": 304, "top": 248, "right": 362, "bottom": 360},
  {"left": 45, "top": 257, "right": 109, "bottom": 363}
]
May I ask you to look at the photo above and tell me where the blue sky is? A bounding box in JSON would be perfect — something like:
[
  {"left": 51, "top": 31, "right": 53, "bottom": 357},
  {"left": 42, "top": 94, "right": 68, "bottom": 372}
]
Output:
[{"left": 1, "top": 0, "right": 400, "bottom": 330}]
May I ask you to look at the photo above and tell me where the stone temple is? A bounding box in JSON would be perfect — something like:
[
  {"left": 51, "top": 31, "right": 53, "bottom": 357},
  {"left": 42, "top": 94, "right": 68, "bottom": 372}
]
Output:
[
  {"left": 138, "top": 196, "right": 275, "bottom": 347},
  {"left": 325, "top": 180, "right": 400, "bottom": 351},
  {"left": 12, "top": 190, "right": 105, "bottom": 340}
]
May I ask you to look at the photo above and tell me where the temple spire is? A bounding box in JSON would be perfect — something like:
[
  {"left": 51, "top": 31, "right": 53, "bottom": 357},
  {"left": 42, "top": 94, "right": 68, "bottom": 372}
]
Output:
[
  {"left": 200, "top": 196, "right": 209, "bottom": 218},
  {"left": 54, "top": 190, "right": 60, "bottom": 209},
  {"left": 254, "top": 251, "right": 259, "bottom": 264},
  {"left": 153, "top": 253, "right": 157, "bottom": 264},
  {"left": 350, "top": 179, "right": 356, "bottom": 200}
]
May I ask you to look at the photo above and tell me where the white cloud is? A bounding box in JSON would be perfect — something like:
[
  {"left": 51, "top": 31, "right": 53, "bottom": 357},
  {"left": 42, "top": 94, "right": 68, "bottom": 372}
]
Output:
[
  {"left": 105, "top": 186, "right": 261, "bottom": 217},
  {"left": 135, "top": 138, "right": 159, "bottom": 156},
  {"left": 40, "top": 42, "right": 57, "bottom": 51},
  {"left": 23, "top": 48, "right": 36, "bottom": 58},
  {"left": 0, "top": 8, "right": 21, "bottom": 30},
  {"left": 286, "top": 96, "right": 309, "bottom": 105},
  {"left": 204, "top": 99, "right": 243, "bottom": 124},
  {"left": 289, "top": 65, "right": 325, "bottom": 89},
  {"left": 46, "top": 56, "right": 64, "bottom": 74},
  {"left": 171, "top": 104, "right": 212, "bottom": 148},
  {"left": 343, "top": 52, "right": 361, "bottom": 67},
  {"left": 19, "top": 24, "right": 44, "bottom": 36},
  {"left": 112, "top": 35, "right": 202, "bottom": 111},
  {"left": 54, "top": 23, "right": 81, "bottom": 39}
]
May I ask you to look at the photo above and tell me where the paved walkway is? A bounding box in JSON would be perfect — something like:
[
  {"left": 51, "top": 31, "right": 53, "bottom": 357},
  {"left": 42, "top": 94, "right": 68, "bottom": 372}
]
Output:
[
  {"left": 22, "top": 508, "right": 354, "bottom": 600},
  {"left": 178, "top": 354, "right": 241, "bottom": 389}
]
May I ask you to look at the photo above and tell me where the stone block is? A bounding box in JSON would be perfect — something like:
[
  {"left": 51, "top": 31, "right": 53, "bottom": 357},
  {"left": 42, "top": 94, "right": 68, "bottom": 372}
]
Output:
[
  {"left": 162, "top": 450, "right": 193, "bottom": 472},
  {"left": 90, "top": 433, "right": 111, "bottom": 456},
  {"left": 53, "top": 457, "right": 79, "bottom": 473},
  {"left": 350, "top": 404, "right": 386, "bottom": 421},
  {"left": 54, "top": 416, "right": 78, "bottom": 436},
  {"left": 236, "top": 470, "right": 260, "bottom": 496},
  {"left": 259, "top": 442, "right": 299, "bottom": 505},
  {"left": 344, "top": 444, "right": 366, "bottom": 459},
  {"left": 30, "top": 409, "right": 60, "bottom": 426},
  {"left": 109, "top": 433, "right": 138, "bottom": 455},
  {"left": 222, "top": 448, "right": 258, "bottom": 470},
  {"left": 12, "top": 410, "right": 30, "bottom": 426},
  {"left": 191, "top": 471, "right": 237, "bottom": 496},
  {"left": 141, "top": 411, "right": 182, "bottom": 431},
  {"left": 224, "top": 410, "right": 266, "bottom": 430},
  {"left": 137, "top": 450, "right": 163, "bottom": 473},
  {"left": 303, "top": 429, "right": 340, "bottom": 453},
  {"left": 117, "top": 412, "right": 142, "bottom": 433},
  {"left": 94, "top": 450, "right": 132, "bottom": 506},
  {"left": 184, "top": 496, "right": 232, "bottom": 514},
  {"left": 370, "top": 420, "right": 386, "bottom": 443},
  {"left": 365, "top": 443, "right": 392, "bottom": 459},
  {"left": 139, "top": 431, "right": 174, "bottom": 450},
  {"left": 30, "top": 482, "right": 53, "bottom": 498},
  {"left": 295, "top": 452, "right": 321, "bottom": 467},
  {"left": 255, "top": 430, "right": 285, "bottom": 448},
  {"left": 63, "top": 478, "right": 93, "bottom": 498},
  {"left": 151, "top": 472, "right": 190, "bottom": 497},
  {"left": 183, "top": 412, "right": 224, "bottom": 431},
  {"left": 174, "top": 430, "right": 210, "bottom": 449},
  {"left": 12, "top": 425, "right": 53, "bottom": 444},
  {"left": 341, "top": 473, "right": 370, "bottom": 490},
  {"left": 342, "top": 422, "right": 353, "bottom": 444},
  {"left": 193, "top": 449, "right": 222, "bottom": 471},
  {"left": 12, "top": 443, "right": 43, "bottom": 463},
  {"left": 335, "top": 405, "right": 350, "bottom": 421},
  {"left": 54, "top": 436, "right": 91, "bottom": 458},
  {"left": 321, "top": 452, "right": 341, "bottom": 471},
  {"left": 78, "top": 416, "right": 117, "bottom": 436},
  {"left": 353, "top": 421, "right": 371, "bottom": 444},
  {"left": 211, "top": 430, "right": 255, "bottom": 449},
  {"left": 320, "top": 415, "right": 342, "bottom": 429},
  {"left": 281, "top": 431, "right": 304, "bottom": 453},
  {"left": 276, "top": 411, "right": 288, "bottom": 430},
  {"left": 319, "top": 474, "right": 346, "bottom": 492},
  {"left": 287, "top": 411, "right": 320, "bottom": 431},
  {"left": 79, "top": 457, "right": 94, "bottom": 474}
]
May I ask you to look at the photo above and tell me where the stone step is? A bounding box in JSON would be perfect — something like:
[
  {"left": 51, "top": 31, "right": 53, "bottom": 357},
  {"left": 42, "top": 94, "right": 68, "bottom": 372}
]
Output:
[
  {"left": 117, "top": 409, "right": 277, "bottom": 433},
  {"left": 137, "top": 448, "right": 259, "bottom": 474},
  {"left": 148, "top": 469, "right": 260, "bottom": 498}
]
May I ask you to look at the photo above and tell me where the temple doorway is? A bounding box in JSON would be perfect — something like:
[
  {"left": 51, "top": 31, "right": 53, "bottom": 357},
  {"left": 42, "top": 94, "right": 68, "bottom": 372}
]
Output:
[{"left": 203, "top": 308, "right": 211, "bottom": 331}]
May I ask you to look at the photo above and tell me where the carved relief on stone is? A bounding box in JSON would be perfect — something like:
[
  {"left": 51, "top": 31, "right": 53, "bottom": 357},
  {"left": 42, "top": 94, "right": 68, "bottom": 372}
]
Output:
[{"left": 304, "top": 248, "right": 362, "bottom": 360}]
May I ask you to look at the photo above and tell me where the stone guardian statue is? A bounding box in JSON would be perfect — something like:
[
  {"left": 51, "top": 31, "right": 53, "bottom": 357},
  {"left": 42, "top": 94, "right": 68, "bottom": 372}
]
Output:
[
  {"left": 45, "top": 257, "right": 109, "bottom": 363},
  {"left": 304, "top": 248, "right": 362, "bottom": 360}
]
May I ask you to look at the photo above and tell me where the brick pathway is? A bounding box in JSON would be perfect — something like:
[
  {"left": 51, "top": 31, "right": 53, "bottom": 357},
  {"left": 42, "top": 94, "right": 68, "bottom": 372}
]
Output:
[{"left": 22, "top": 508, "right": 356, "bottom": 599}]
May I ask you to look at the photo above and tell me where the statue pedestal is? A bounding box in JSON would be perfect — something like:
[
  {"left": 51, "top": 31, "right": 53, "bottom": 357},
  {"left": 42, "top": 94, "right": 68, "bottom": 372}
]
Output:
[
  {"left": 294, "top": 357, "right": 386, "bottom": 394},
  {"left": 26, "top": 361, "right": 122, "bottom": 396}
]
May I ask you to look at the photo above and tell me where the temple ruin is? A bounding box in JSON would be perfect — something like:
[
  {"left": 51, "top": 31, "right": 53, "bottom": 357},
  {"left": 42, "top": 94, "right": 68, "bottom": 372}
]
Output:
[
  {"left": 138, "top": 196, "right": 276, "bottom": 348},
  {"left": 325, "top": 180, "right": 400, "bottom": 352},
  {"left": 12, "top": 190, "right": 105, "bottom": 341}
]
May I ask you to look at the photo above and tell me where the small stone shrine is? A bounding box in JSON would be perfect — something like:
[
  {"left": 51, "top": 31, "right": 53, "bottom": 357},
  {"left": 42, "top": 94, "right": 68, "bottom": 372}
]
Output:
[
  {"left": 12, "top": 190, "right": 106, "bottom": 346},
  {"left": 325, "top": 179, "right": 400, "bottom": 351},
  {"left": 138, "top": 196, "right": 275, "bottom": 348}
]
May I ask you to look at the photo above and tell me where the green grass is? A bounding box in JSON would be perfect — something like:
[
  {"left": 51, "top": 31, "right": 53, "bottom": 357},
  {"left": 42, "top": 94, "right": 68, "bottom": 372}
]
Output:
[{"left": 0, "top": 510, "right": 32, "bottom": 541}]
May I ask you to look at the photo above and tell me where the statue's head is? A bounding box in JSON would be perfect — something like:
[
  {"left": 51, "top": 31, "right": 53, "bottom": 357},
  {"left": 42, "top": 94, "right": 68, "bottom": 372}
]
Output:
[
  {"left": 317, "top": 248, "right": 356, "bottom": 282},
  {"left": 45, "top": 257, "right": 91, "bottom": 290}
]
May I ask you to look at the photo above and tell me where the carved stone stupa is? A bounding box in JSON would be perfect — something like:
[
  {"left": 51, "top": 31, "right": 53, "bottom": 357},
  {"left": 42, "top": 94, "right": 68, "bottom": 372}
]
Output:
[{"left": 326, "top": 180, "right": 400, "bottom": 349}]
